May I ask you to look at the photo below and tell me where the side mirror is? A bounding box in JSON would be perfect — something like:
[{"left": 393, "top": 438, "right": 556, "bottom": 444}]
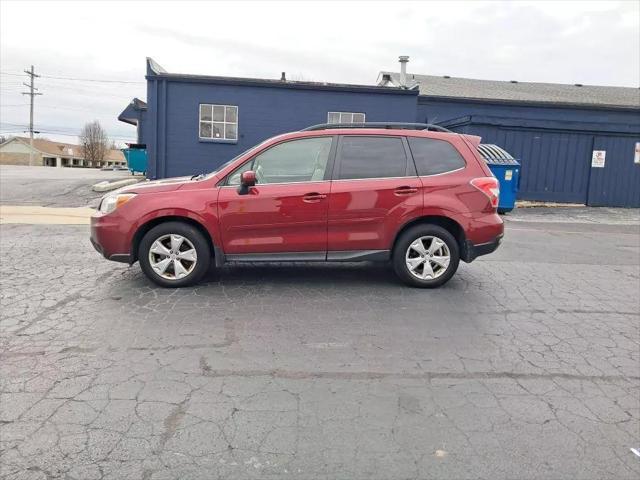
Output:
[{"left": 237, "top": 170, "right": 256, "bottom": 195}]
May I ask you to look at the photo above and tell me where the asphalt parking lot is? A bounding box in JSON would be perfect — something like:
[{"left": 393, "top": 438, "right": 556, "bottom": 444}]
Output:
[
  {"left": 1, "top": 168, "right": 639, "bottom": 479},
  {"left": 0, "top": 165, "right": 132, "bottom": 208}
]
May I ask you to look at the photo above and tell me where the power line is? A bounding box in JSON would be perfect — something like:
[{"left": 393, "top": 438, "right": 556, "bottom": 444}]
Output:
[
  {"left": 32, "top": 83, "right": 137, "bottom": 100},
  {"left": 0, "top": 122, "right": 28, "bottom": 127},
  {"left": 2, "top": 120, "right": 134, "bottom": 135},
  {"left": 1, "top": 125, "right": 134, "bottom": 138},
  {"left": 41, "top": 74, "right": 144, "bottom": 84},
  {"left": 38, "top": 131, "right": 135, "bottom": 140},
  {"left": 1, "top": 71, "right": 144, "bottom": 84},
  {"left": 0, "top": 128, "right": 135, "bottom": 139}
]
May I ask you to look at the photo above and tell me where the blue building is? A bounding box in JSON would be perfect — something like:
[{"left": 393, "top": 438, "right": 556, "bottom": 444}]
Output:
[{"left": 119, "top": 58, "right": 640, "bottom": 207}]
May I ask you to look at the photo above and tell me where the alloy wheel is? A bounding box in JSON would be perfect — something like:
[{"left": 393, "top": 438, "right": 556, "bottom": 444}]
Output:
[
  {"left": 405, "top": 235, "right": 451, "bottom": 280},
  {"left": 148, "top": 234, "right": 197, "bottom": 280}
]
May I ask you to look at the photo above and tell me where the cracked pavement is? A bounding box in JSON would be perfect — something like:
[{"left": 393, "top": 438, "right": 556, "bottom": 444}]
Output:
[{"left": 1, "top": 208, "right": 639, "bottom": 479}]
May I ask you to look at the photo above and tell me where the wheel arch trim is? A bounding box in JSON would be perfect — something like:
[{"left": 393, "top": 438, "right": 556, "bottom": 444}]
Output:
[
  {"left": 129, "top": 210, "right": 218, "bottom": 263},
  {"left": 391, "top": 212, "right": 469, "bottom": 261}
]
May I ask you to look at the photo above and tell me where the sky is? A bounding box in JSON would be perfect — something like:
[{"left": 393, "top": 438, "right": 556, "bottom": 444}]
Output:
[{"left": 1, "top": 0, "right": 638, "bottom": 146}]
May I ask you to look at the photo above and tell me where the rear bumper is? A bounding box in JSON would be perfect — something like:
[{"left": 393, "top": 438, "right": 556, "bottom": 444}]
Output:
[{"left": 462, "top": 233, "right": 503, "bottom": 263}]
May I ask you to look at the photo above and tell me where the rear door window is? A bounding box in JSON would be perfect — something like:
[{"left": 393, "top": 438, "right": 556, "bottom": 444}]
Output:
[
  {"left": 408, "top": 137, "right": 466, "bottom": 176},
  {"left": 337, "top": 136, "right": 407, "bottom": 180}
]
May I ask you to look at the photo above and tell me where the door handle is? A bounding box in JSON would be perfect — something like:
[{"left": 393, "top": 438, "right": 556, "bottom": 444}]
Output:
[
  {"left": 303, "top": 192, "right": 327, "bottom": 202},
  {"left": 394, "top": 186, "right": 418, "bottom": 195}
]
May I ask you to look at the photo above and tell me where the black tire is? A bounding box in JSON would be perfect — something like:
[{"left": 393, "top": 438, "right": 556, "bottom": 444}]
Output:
[
  {"left": 392, "top": 224, "right": 460, "bottom": 288},
  {"left": 138, "top": 221, "right": 211, "bottom": 288}
]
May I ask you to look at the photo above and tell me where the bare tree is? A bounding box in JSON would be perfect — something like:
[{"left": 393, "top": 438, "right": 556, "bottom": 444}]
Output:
[{"left": 79, "top": 121, "right": 109, "bottom": 165}]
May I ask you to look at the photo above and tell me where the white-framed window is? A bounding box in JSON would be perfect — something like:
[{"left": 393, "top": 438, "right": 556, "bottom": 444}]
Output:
[
  {"left": 199, "top": 104, "right": 238, "bottom": 141},
  {"left": 327, "top": 111, "right": 366, "bottom": 124}
]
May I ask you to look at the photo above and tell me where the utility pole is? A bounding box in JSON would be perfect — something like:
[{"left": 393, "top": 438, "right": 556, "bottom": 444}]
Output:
[{"left": 22, "top": 65, "right": 42, "bottom": 166}]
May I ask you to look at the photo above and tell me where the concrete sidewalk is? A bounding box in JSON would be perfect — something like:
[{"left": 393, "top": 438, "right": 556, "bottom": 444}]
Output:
[
  {"left": 0, "top": 205, "right": 93, "bottom": 224},
  {"left": 506, "top": 206, "right": 639, "bottom": 225}
]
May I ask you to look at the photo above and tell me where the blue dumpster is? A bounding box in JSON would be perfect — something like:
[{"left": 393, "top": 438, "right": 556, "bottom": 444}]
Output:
[
  {"left": 122, "top": 144, "right": 147, "bottom": 175},
  {"left": 477, "top": 144, "right": 520, "bottom": 214}
]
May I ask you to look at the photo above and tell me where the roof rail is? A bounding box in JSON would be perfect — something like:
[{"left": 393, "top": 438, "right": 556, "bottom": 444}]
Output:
[{"left": 301, "top": 122, "right": 452, "bottom": 133}]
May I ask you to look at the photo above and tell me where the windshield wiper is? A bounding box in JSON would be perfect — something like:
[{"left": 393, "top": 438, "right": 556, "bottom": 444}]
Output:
[{"left": 190, "top": 173, "right": 206, "bottom": 180}]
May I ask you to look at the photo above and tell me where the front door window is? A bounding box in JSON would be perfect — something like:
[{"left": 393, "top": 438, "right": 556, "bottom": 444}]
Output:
[{"left": 227, "top": 137, "right": 332, "bottom": 185}]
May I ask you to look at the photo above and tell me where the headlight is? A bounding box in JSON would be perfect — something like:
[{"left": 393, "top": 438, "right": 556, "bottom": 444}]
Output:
[{"left": 99, "top": 193, "right": 136, "bottom": 214}]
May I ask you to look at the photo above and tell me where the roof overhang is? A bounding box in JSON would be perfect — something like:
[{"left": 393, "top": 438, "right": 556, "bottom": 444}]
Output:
[
  {"left": 418, "top": 94, "right": 640, "bottom": 112},
  {"left": 440, "top": 114, "right": 640, "bottom": 135},
  {"left": 118, "top": 98, "right": 148, "bottom": 126},
  {"left": 145, "top": 58, "right": 418, "bottom": 96}
]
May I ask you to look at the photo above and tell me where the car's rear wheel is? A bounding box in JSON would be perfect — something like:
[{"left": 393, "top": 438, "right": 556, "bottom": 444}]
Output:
[
  {"left": 393, "top": 224, "right": 459, "bottom": 288},
  {"left": 138, "top": 222, "right": 211, "bottom": 288}
]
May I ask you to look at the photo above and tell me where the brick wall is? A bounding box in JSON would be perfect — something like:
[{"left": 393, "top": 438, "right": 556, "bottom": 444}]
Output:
[{"left": 0, "top": 152, "right": 44, "bottom": 166}]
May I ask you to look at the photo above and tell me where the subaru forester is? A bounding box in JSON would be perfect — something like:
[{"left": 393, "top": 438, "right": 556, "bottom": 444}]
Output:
[{"left": 90, "top": 123, "right": 503, "bottom": 288}]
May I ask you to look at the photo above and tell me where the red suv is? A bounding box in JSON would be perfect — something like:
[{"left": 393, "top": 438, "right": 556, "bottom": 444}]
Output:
[{"left": 91, "top": 123, "right": 503, "bottom": 288}]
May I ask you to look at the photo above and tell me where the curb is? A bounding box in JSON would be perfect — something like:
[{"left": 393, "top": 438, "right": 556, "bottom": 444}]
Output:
[
  {"left": 515, "top": 201, "right": 586, "bottom": 208},
  {"left": 0, "top": 205, "right": 93, "bottom": 225},
  {"left": 92, "top": 178, "right": 141, "bottom": 192}
]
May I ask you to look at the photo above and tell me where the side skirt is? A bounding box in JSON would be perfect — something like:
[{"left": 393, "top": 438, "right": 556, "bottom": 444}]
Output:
[
  {"left": 326, "top": 250, "right": 390, "bottom": 262},
  {"left": 222, "top": 250, "right": 390, "bottom": 263}
]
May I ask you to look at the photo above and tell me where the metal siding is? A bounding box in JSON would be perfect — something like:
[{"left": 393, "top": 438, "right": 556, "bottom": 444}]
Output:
[
  {"left": 588, "top": 136, "right": 640, "bottom": 207},
  {"left": 138, "top": 110, "right": 148, "bottom": 145},
  {"left": 424, "top": 98, "right": 640, "bottom": 206},
  {"left": 147, "top": 79, "right": 158, "bottom": 179},
  {"left": 452, "top": 125, "right": 593, "bottom": 203}
]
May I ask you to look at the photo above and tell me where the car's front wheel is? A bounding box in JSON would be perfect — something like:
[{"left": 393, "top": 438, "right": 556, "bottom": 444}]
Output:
[
  {"left": 392, "top": 224, "right": 460, "bottom": 288},
  {"left": 138, "top": 222, "right": 211, "bottom": 288}
]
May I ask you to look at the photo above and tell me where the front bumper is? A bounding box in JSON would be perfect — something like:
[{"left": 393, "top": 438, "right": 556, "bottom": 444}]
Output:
[
  {"left": 462, "top": 233, "right": 503, "bottom": 263},
  {"left": 90, "top": 213, "right": 132, "bottom": 264}
]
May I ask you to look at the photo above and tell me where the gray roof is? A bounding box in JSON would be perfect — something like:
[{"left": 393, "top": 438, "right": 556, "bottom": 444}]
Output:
[{"left": 379, "top": 72, "right": 640, "bottom": 109}]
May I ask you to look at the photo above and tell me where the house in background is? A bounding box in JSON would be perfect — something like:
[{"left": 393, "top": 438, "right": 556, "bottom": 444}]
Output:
[
  {"left": 118, "top": 57, "right": 640, "bottom": 207},
  {"left": 0, "top": 137, "right": 126, "bottom": 168}
]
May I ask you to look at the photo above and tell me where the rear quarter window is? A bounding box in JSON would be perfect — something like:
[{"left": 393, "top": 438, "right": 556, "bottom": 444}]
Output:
[{"left": 408, "top": 137, "right": 466, "bottom": 176}]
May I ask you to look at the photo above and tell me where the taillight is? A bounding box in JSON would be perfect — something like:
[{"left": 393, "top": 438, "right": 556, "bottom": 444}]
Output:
[{"left": 470, "top": 177, "right": 500, "bottom": 209}]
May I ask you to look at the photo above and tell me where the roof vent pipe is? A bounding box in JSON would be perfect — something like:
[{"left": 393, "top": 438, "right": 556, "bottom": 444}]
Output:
[{"left": 398, "top": 56, "right": 409, "bottom": 88}]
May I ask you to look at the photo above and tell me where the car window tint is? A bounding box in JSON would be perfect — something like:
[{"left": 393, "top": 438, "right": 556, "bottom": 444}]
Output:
[
  {"left": 338, "top": 136, "right": 406, "bottom": 180},
  {"left": 227, "top": 137, "right": 332, "bottom": 185},
  {"left": 408, "top": 137, "right": 466, "bottom": 176}
]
